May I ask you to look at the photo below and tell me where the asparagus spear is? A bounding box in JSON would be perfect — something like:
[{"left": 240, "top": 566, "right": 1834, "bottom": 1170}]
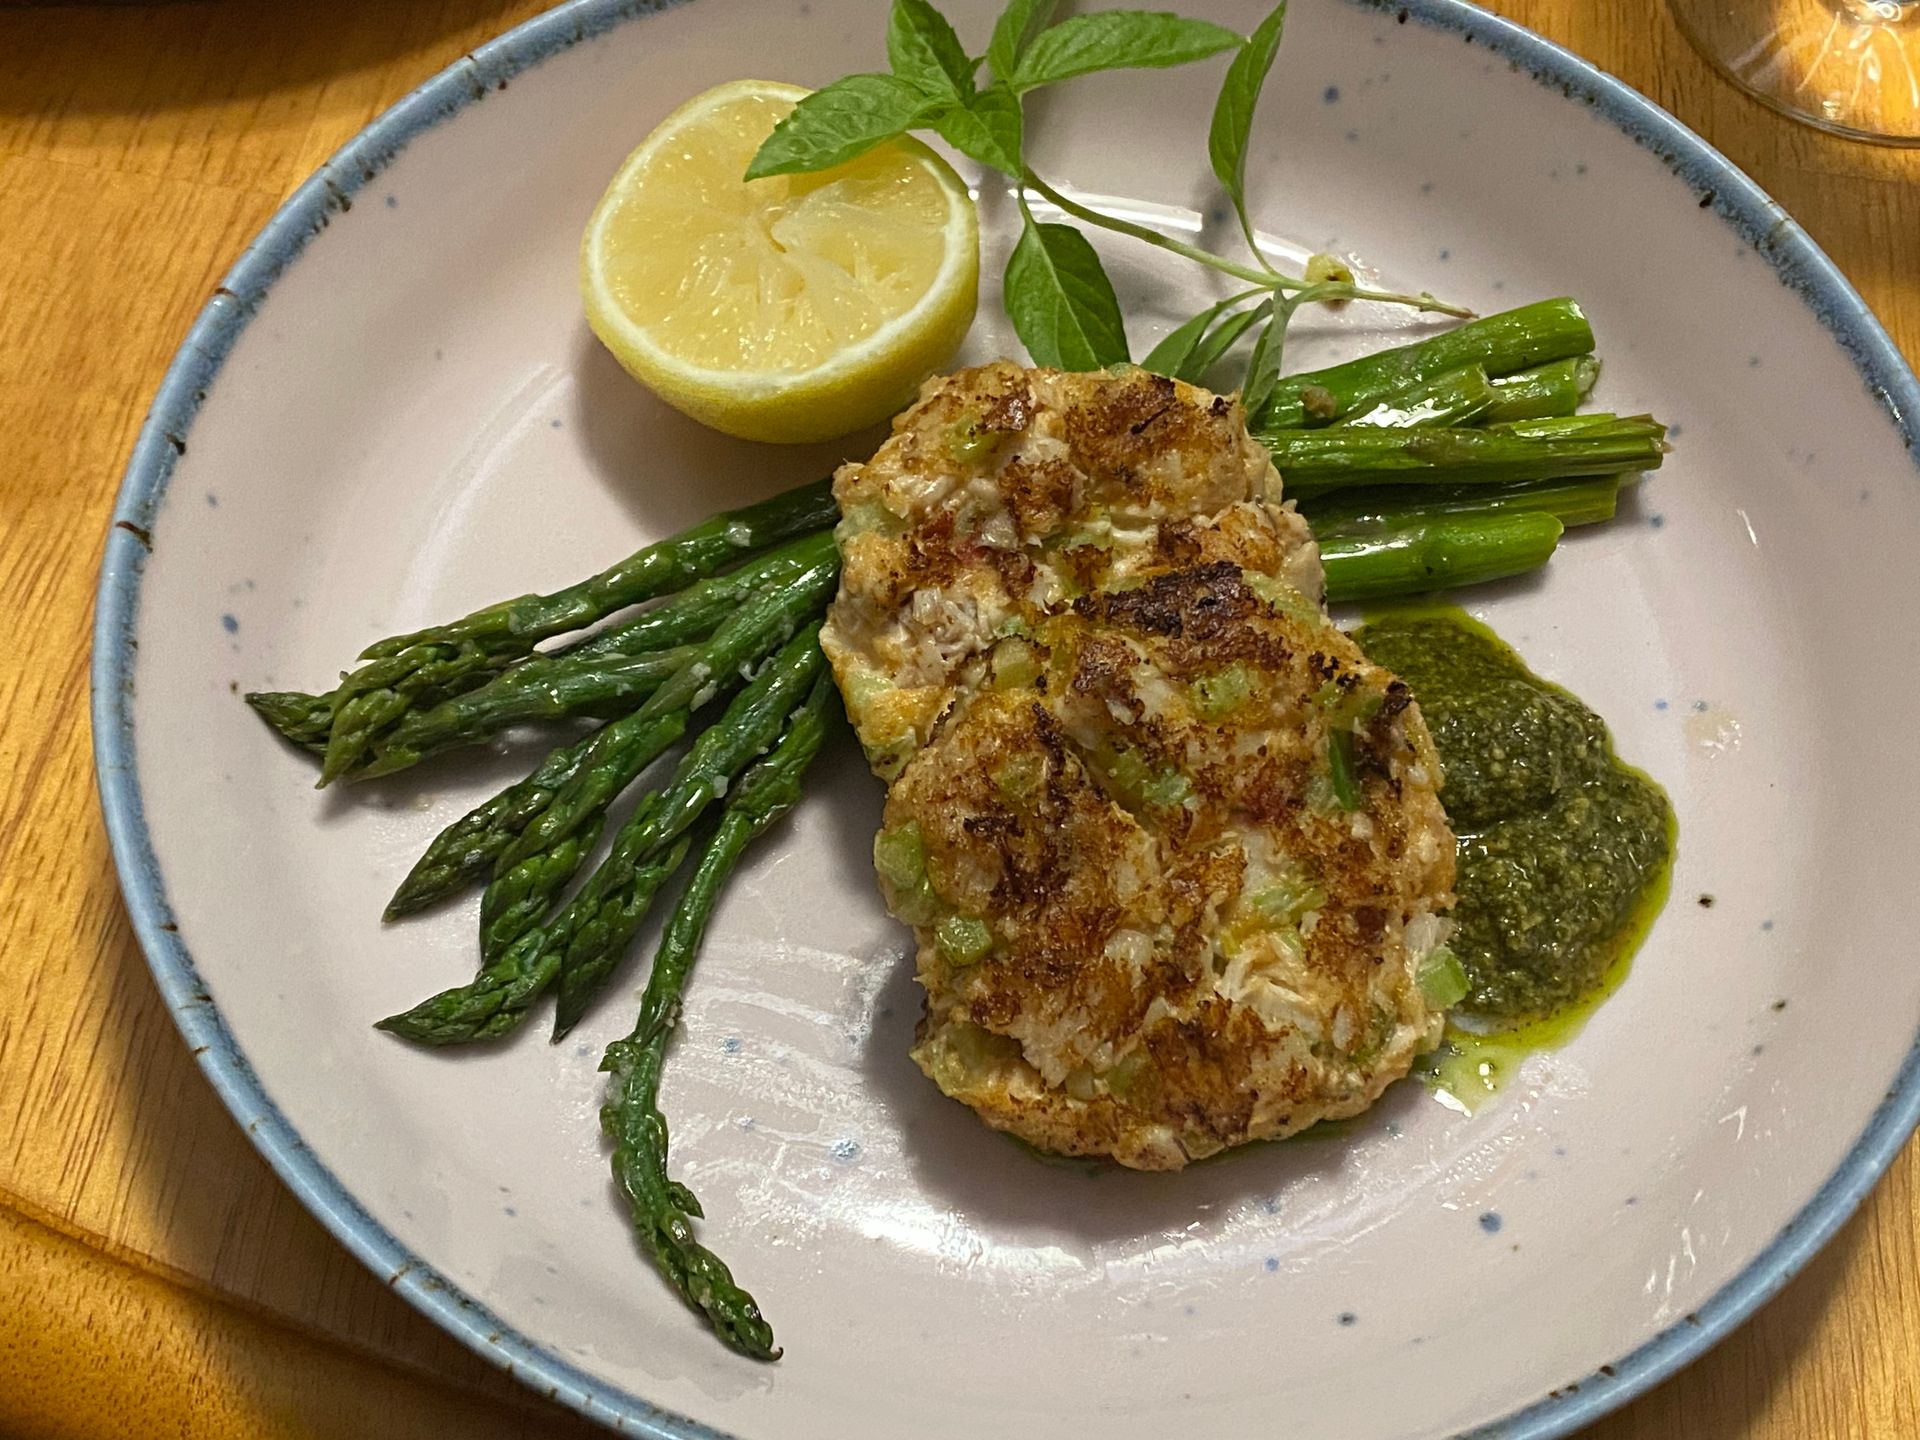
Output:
[
  {"left": 1259, "top": 299, "right": 1595, "bottom": 429},
  {"left": 363, "top": 479, "right": 837, "bottom": 659},
  {"left": 1267, "top": 415, "right": 1666, "bottom": 492},
  {"left": 357, "top": 532, "right": 841, "bottom": 780},
  {"left": 309, "top": 481, "right": 837, "bottom": 785},
  {"left": 478, "top": 708, "right": 690, "bottom": 946},
  {"left": 390, "top": 626, "right": 828, "bottom": 1045},
  {"left": 318, "top": 640, "right": 533, "bottom": 786},
  {"left": 477, "top": 812, "right": 605, "bottom": 963},
  {"left": 479, "top": 617, "right": 826, "bottom": 975},
  {"left": 548, "top": 529, "right": 837, "bottom": 664},
  {"left": 247, "top": 530, "right": 825, "bottom": 757},
  {"left": 1485, "top": 355, "right": 1600, "bottom": 422},
  {"left": 600, "top": 671, "right": 838, "bottom": 1362},
  {"left": 1335, "top": 365, "right": 1497, "bottom": 429},
  {"left": 248, "top": 641, "right": 514, "bottom": 766},
  {"left": 494, "top": 552, "right": 840, "bottom": 873},
  {"left": 1320, "top": 512, "right": 1565, "bottom": 602},
  {"left": 1300, "top": 475, "right": 1621, "bottom": 534},
  {"left": 375, "top": 796, "right": 690, "bottom": 1046},
  {"left": 354, "top": 645, "right": 697, "bottom": 782},
  {"left": 384, "top": 728, "right": 601, "bottom": 920},
  {"left": 551, "top": 626, "right": 830, "bottom": 1037},
  {"left": 245, "top": 690, "right": 332, "bottom": 754}
]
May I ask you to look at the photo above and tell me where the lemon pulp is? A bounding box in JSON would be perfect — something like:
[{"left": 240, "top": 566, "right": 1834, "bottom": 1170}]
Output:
[{"left": 582, "top": 81, "right": 979, "bottom": 443}]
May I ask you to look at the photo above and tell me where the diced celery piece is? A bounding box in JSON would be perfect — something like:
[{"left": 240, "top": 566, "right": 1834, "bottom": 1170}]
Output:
[
  {"left": 1092, "top": 744, "right": 1195, "bottom": 814},
  {"left": 991, "top": 638, "right": 1041, "bottom": 690},
  {"left": 1417, "top": 945, "right": 1470, "bottom": 1009},
  {"left": 1059, "top": 525, "right": 1114, "bottom": 552},
  {"left": 995, "top": 752, "right": 1045, "bottom": 806},
  {"left": 1181, "top": 1128, "right": 1226, "bottom": 1160},
  {"left": 875, "top": 822, "right": 941, "bottom": 922},
  {"left": 844, "top": 669, "right": 893, "bottom": 712},
  {"left": 944, "top": 414, "right": 1001, "bottom": 464},
  {"left": 1142, "top": 768, "right": 1194, "bottom": 810},
  {"left": 868, "top": 733, "right": 917, "bottom": 783},
  {"left": 1244, "top": 571, "right": 1323, "bottom": 626},
  {"left": 936, "top": 915, "right": 993, "bottom": 966},
  {"left": 1102, "top": 746, "right": 1153, "bottom": 799},
  {"left": 1271, "top": 926, "right": 1306, "bottom": 965},
  {"left": 1191, "top": 663, "right": 1252, "bottom": 721},
  {"left": 1248, "top": 875, "right": 1329, "bottom": 926},
  {"left": 1304, "top": 772, "right": 1339, "bottom": 814},
  {"left": 836, "top": 500, "right": 902, "bottom": 539},
  {"left": 1105, "top": 1049, "right": 1155, "bottom": 1103},
  {"left": 873, "top": 821, "right": 926, "bottom": 891}
]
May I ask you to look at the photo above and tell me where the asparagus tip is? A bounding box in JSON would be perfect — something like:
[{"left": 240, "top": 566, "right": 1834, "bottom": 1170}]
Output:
[{"left": 373, "top": 1010, "right": 467, "bottom": 1047}]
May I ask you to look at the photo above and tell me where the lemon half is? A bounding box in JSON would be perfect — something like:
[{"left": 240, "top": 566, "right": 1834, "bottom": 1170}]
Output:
[{"left": 582, "top": 80, "right": 979, "bottom": 444}]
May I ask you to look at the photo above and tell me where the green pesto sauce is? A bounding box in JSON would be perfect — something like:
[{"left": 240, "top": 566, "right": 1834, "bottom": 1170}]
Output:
[{"left": 1353, "top": 606, "right": 1675, "bottom": 1032}]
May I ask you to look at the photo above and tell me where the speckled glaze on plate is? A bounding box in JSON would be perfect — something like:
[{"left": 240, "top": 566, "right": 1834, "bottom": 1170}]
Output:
[{"left": 93, "top": 2, "right": 1920, "bottom": 1437}]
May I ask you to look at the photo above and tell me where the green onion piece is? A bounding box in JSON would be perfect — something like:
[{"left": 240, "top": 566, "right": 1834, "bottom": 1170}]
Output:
[
  {"left": 1327, "top": 730, "right": 1361, "bottom": 810},
  {"left": 1314, "top": 680, "right": 1386, "bottom": 729}
]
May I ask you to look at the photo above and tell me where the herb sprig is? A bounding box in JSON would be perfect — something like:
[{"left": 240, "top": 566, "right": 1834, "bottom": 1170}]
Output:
[{"left": 746, "top": 0, "right": 1470, "bottom": 408}]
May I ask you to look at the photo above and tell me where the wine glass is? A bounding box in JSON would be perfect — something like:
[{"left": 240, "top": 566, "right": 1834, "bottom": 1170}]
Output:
[{"left": 1669, "top": 0, "right": 1920, "bottom": 143}]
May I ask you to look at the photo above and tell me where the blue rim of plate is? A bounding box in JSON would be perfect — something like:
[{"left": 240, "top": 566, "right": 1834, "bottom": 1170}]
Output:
[{"left": 90, "top": 1, "right": 1920, "bottom": 1436}]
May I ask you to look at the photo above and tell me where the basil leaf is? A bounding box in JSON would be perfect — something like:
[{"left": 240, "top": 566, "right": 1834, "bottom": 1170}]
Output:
[
  {"left": 1181, "top": 302, "right": 1267, "bottom": 383},
  {"left": 932, "top": 86, "right": 1025, "bottom": 175},
  {"left": 1208, "top": 2, "right": 1286, "bottom": 252},
  {"left": 745, "top": 74, "right": 934, "bottom": 179},
  {"left": 1240, "top": 302, "right": 1287, "bottom": 417},
  {"left": 1141, "top": 293, "right": 1251, "bottom": 378},
  {"left": 1141, "top": 305, "right": 1226, "bottom": 379},
  {"left": 888, "top": 0, "right": 976, "bottom": 100},
  {"left": 1011, "top": 11, "right": 1240, "bottom": 93},
  {"left": 987, "top": 0, "right": 1061, "bottom": 82},
  {"left": 1004, "top": 215, "right": 1130, "bottom": 370}
]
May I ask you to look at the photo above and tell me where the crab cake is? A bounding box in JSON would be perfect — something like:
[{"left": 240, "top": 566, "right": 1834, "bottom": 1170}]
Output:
[{"left": 822, "top": 362, "right": 1456, "bottom": 1170}]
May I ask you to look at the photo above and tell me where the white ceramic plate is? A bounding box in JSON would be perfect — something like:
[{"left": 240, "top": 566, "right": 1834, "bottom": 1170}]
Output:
[{"left": 95, "top": 2, "right": 1920, "bottom": 1436}]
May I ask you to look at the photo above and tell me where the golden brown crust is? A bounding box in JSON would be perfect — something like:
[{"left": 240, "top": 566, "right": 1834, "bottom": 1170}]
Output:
[{"left": 824, "top": 365, "right": 1456, "bottom": 1169}]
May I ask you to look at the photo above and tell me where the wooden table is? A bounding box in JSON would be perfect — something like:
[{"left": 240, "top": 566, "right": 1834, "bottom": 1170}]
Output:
[{"left": 2, "top": 2, "right": 1915, "bottom": 1436}]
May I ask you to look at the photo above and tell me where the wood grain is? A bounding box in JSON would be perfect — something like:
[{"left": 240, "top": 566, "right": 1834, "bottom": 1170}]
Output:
[{"left": 0, "top": 2, "right": 1913, "bottom": 1437}]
